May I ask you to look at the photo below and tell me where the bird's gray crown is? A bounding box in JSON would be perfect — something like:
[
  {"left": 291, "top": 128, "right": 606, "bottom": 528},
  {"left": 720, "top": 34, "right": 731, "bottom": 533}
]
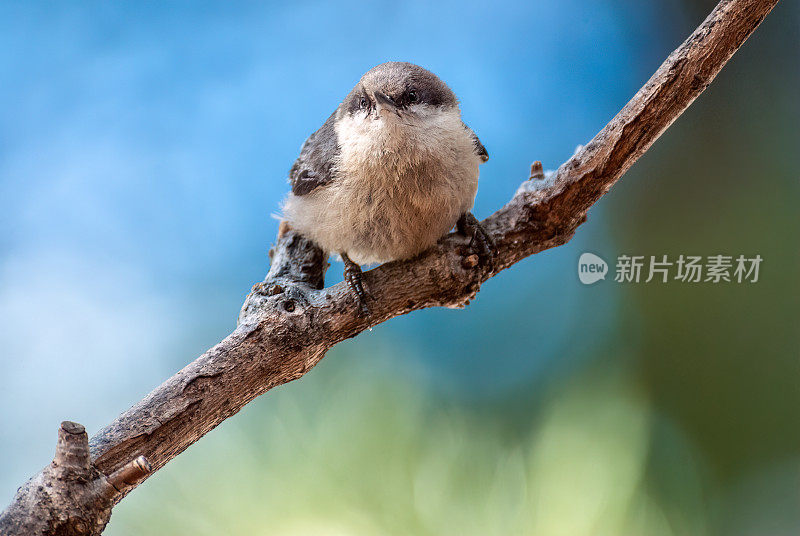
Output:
[{"left": 341, "top": 62, "right": 458, "bottom": 116}]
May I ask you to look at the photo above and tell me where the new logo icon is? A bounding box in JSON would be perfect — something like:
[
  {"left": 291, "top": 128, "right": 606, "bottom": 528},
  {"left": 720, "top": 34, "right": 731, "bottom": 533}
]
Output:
[{"left": 578, "top": 253, "right": 608, "bottom": 285}]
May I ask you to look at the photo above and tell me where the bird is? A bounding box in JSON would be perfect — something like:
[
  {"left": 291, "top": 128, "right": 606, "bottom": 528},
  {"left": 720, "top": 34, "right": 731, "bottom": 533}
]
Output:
[{"left": 282, "top": 61, "right": 492, "bottom": 314}]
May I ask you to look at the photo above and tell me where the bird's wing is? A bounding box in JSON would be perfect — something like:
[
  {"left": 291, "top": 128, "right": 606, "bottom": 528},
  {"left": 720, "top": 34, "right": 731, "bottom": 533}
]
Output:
[
  {"left": 289, "top": 112, "right": 340, "bottom": 196},
  {"left": 463, "top": 122, "right": 489, "bottom": 163}
]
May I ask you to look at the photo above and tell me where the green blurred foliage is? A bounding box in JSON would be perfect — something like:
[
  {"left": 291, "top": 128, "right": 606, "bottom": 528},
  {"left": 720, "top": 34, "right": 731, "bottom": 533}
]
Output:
[
  {"left": 109, "top": 357, "right": 704, "bottom": 536},
  {"left": 609, "top": 0, "right": 799, "bottom": 488}
]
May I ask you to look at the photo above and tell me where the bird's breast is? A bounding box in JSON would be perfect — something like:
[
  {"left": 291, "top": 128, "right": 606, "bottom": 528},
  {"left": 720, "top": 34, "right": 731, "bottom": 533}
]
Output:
[
  {"left": 333, "top": 106, "right": 477, "bottom": 189},
  {"left": 284, "top": 108, "right": 482, "bottom": 264}
]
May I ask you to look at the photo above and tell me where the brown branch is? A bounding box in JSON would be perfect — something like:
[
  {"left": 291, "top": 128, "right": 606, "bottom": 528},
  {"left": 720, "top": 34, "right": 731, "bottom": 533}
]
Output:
[
  {"left": 0, "top": 0, "right": 779, "bottom": 534},
  {"left": 0, "top": 422, "right": 150, "bottom": 535}
]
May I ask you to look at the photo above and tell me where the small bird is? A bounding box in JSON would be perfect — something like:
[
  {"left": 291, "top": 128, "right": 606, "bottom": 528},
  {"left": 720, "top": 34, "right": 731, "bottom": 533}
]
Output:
[{"left": 283, "top": 61, "right": 492, "bottom": 314}]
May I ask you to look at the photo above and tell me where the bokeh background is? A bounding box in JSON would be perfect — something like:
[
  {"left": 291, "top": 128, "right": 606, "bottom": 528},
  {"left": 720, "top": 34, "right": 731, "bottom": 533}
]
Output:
[{"left": 1, "top": 1, "right": 798, "bottom": 534}]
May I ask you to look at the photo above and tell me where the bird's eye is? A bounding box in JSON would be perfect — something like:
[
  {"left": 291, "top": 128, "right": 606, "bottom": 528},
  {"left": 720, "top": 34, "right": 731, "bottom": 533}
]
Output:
[
  {"left": 359, "top": 97, "right": 369, "bottom": 109},
  {"left": 407, "top": 90, "right": 418, "bottom": 103}
]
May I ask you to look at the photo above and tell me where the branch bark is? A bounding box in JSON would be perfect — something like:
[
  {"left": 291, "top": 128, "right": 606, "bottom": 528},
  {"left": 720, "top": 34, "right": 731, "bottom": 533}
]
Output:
[{"left": 0, "top": 0, "right": 779, "bottom": 533}]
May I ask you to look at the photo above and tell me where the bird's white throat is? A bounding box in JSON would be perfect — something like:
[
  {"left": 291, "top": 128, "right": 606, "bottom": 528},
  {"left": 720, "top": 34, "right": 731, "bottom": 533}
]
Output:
[{"left": 334, "top": 105, "right": 465, "bottom": 176}]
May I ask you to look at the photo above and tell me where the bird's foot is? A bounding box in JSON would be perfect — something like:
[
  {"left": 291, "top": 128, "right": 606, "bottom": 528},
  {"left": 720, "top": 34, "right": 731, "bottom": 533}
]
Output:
[
  {"left": 457, "top": 212, "right": 496, "bottom": 272},
  {"left": 341, "top": 253, "right": 370, "bottom": 316}
]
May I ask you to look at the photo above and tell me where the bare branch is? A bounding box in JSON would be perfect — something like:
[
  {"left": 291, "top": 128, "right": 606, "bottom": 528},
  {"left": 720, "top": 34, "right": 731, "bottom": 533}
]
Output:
[
  {"left": 105, "top": 456, "right": 152, "bottom": 493},
  {"left": 0, "top": 0, "right": 780, "bottom": 534},
  {"left": 0, "top": 422, "right": 151, "bottom": 535},
  {"left": 53, "top": 421, "right": 91, "bottom": 478}
]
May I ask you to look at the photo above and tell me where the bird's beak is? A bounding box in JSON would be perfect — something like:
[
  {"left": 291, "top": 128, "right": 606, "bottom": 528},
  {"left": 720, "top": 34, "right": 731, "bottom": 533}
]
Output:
[{"left": 373, "top": 91, "right": 400, "bottom": 117}]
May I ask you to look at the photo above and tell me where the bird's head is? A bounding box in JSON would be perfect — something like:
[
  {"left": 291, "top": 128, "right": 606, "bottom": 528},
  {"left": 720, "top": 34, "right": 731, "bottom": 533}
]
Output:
[{"left": 338, "top": 62, "right": 459, "bottom": 127}]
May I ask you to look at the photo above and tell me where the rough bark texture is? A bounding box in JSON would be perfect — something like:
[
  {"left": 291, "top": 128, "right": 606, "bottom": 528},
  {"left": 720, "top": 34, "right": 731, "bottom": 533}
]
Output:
[
  {"left": 0, "top": 423, "right": 150, "bottom": 535},
  {"left": 0, "top": 0, "right": 779, "bottom": 534}
]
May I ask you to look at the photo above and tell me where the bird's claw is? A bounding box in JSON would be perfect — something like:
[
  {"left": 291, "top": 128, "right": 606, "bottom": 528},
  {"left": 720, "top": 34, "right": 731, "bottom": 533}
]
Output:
[
  {"left": 341, "top": 253, "right": 370, "bottom": 316},
  {"left": 457, "top": 212, "right": 495, "bottom": 272}
]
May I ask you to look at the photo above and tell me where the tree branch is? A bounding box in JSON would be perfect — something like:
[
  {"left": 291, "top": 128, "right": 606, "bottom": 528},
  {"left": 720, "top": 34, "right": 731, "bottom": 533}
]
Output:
[{"left": 0, "top": 0, "right": 779, "bottom": 533}]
